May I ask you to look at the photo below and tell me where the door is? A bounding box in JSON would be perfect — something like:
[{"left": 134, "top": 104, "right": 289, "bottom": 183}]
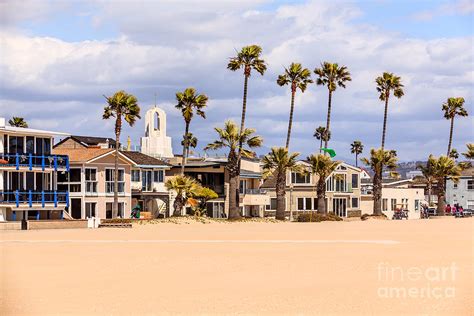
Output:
[
  {"left": 71, "top": 198, "right": 82, "bottom": 219},
  {"left": 333, "top": 198, "right": 347, "bottom": 217}
]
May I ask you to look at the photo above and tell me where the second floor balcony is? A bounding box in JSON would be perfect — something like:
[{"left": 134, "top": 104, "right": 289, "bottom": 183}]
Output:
[
  {"left": 0, "top": 190, "right": 69, "bottom": 208},
  {"left": 0, "top": 153, "right": 69, "bottom": 172}
]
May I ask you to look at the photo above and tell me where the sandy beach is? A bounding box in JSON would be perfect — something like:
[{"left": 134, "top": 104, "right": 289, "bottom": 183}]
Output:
[{"left": 1, "top": 217, "right": 473, "bottom": 315}]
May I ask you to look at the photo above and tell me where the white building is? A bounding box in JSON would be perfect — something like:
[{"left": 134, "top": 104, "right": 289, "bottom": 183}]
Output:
[
  {"left": 446, "top": 167, "right": 474, "bottom": 209},
  {"left": 140, "top": 106, "right": 174, "bottom": 158}
]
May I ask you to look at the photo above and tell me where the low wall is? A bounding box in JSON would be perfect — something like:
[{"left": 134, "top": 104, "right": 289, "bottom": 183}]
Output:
[
  {"left": 0, "top": 222, "right": 22, "bottom": 230},
  {"left": 27, "top": 220, "right": 88, "bottom": 230}
]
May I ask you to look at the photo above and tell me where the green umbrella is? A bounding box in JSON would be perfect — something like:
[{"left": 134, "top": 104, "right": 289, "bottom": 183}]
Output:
[{"left": 321, "top": 148, "right": 336, "bottom": 158}]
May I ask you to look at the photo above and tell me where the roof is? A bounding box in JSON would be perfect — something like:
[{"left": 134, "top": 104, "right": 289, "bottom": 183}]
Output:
[
  {"left": 460, "top": 167, "right": 474, "bottom": 177},
  {"left": 54, "top": 135, "right": 116, "bottom": 148},
  {"left": 52, "top": 148, "right": 114, "bottom": 163},
  {"left": 120, "top": 151, "right": 171, "bottom": 167},
  {"left": 0, "top": 125, "right": 69, "bottom": 137},
  {"left": 240, "top": 169, "right": 262, "bottom": 179}
]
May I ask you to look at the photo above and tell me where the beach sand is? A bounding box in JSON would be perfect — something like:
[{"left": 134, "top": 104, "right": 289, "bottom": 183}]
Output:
[{"left": 1, "top": 217, "right": 473, "bottom": 315}]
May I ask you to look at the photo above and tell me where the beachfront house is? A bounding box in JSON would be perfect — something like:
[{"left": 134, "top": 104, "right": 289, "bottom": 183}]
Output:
[
  {"left": 446, "top": 167, "right": 474, "bottom": 209},
  {"left": 0, "top": 117, "right": 70, "bottom": 222},
  {"left": 262, "top": 161, "right": 363, "bottom": 218},
  {"left": 52, "top": 147, "right": 133, "bottom": 219}
]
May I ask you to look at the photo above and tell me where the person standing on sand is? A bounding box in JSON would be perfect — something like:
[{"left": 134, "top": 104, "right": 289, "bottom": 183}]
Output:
[{"left": 446, "top": 204, "right": 451, "bottom": 214}]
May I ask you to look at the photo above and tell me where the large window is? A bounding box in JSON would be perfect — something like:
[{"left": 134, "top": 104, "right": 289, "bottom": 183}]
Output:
[
  {"left": 291, "top": 172, "right": 310, "bottom": 184},
  {"left": 85, "top": 168, "right": 97, "bottom": 194},
  {"left": 35, "top": 138, "right": 51, "bottom": 155},
  {"left": 9, "top": 136, "right": 24, "bottom": 154},
  {"left": 266, "top": 198, "right": 277, "bottom": 210},
  {"left": 106, "top": 169, "right": 125, "bottom": 194},
  {"left": 131, "top": 170, "right": 140, "bottom": 182},
  {"left": 352, "top": 174, "right": 359, "bottom": 189},
  {"left": 467, "top": 180, "right": 474, "bottom": 190},
  {"left": 85, "top": 203, "right": 96, "bottom": 218},
  {"left": 141, "top": 170, "right": 153, "bottom": 192},
  {"left": 297, "top": 197, "right": 316, "bottom": 211},
  {"left": 106, "top": 202, "right": 124, "bottom": 218}
]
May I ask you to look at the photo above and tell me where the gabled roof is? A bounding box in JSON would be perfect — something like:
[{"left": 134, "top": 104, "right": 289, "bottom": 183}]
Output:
[
  {"left": 54, "top": 135, "right": 116, "bottom": 148},
  {"left": 52, "top": 148, "right": 115, "bottom": 163},
  {"left": 120, "top": 151, "right": 171, "bottom": 167}
]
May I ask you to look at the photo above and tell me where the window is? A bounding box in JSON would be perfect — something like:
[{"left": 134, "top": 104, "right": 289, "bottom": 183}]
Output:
[
  {"left": 391, "top": 199, "right": 397, "bottom": 211},
  {"left": 415, "top": 200, "right": 420, "bottom": 211},
  {"left": 382, "top": 199, "right": 388, "bottom": 212},
  {"left": 305, "top": 198, "right": 312, "bottom": 210},
  {"left": 106, "top": 169, "right": 125, "bottom": 193},
  {"left": 239, "top": 180, "right": 247, "bottom": 194},
  {"left": 69, "top": 168, "right": 81, "bottom": 182},
  {"left": 106, "top": 202, "right": 124, "bottom": 218},
  {"left": 9, "top": 136, "right": 24, "bottom": 154},
  {"left": 453, "top": 183, "right": 458, "bottom": 189},
  {"left": 266, "top": 198, "right": 277, "bottom": 210},
  {"left": 141, "top": 170, "right": 153, "bottom": 192},
  {"left": 467, "top": 180, "right": 474, "bottom": 190},
  {"left": 131, "top": 170, "right": 140, "bottom": 182},
  {"left": 35, "top": 138, "right": 51, "bottom": 155},
  {"left": 26, "top": 137, "right": 34, "bottom": 154},
  {"left": 297, "top": 197, "right": 314, "bottom": 211},
  {"left": 297, "top": 198, "right": 304, "bottom": 210},
  {"left": 85, "top": 203, "right": 96, "bottom": 218},
  {"left": 291, "top": 172, "right": 310, "bottom": 184},
  {"left": 85, "top": 169, "right": 97, "bottom": 194},
  {"left": 351, "top": 197, "right": 359, "bottom": 208},
  {"left": 351, "top": 174, "right": 359, "bottom": 189}
]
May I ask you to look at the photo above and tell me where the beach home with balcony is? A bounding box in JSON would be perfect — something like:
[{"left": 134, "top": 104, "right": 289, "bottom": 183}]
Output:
[
  {"left": 261, "top": 161, "right": 362, "bottom": 218},
  {"left": 52, "top": 147, "right": 133, "bottom": 219},
  {"left": 0, "top": 117, "right": 70, "bottom": 222},
  {"left": 120, "top": 151, "right": 172, "bottom": 218},
  {"left": 167, "top": 157, "right": 269, "bottom": 218}
]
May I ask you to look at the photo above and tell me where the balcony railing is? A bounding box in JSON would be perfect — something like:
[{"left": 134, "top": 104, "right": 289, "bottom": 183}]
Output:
[
  {"left": 245, "top": 188, "right": 267, "bottom": 195},
  {"left": 0, "top": 191, "right": 69, "bottom": 208},
  {"left": 0, "top": 153, "right": 69, "bottom": 171}
]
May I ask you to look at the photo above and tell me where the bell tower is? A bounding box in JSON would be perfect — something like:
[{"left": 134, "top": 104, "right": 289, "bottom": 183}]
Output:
[{"left": 140, "top": 106, "right": 173, "bottom": 158}]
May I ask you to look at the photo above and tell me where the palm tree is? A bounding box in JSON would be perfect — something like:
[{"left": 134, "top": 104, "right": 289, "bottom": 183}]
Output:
[
  {"left": 350, "top": 140, "right": 364, "bottom": 167},
  {"left": 375, "top": 72, "right": 404, "bottom": 150},
  {"left": 262, "top": 147, "right": 302, "bottom": 220},
  {"left": 277, "top": 63, "right": 313, "bottom": 149},
  {"left": 103, "top": 90, "right": 141, "bottom": 218},
  {"left": 175, "top": 88, "right": 208, "bottom": 175},
  {"left": 8, "top": 117, "right": 28, "bottom": 128},
  {"left": 165, "top": 175, "right": 200, "bottom": 216},
  {"left": 314, "top": 62, "right": 351, "bottom": 151},
  {"left": 307, "top": 154, "right": 340, "bottom": 215},
  {"left": 462, "top": 143, "right": 474, "bottom": 160},
  {"left": 181, "top": 132, "right": 198, "bottom": 158},
  {"left": 204, "top": 120, "right": 263, "bottom": 219},
  {"left": 227, "top": 45, "right": 266, "bottom": 156},
  {"left": 442, "top": 97, "right": 468, "bottom": 155},
  {"left": 313, "top": 126, "right": 330, "bottom": 152},
  {"left": 449, "top": 149, "right": 459, "bottom": 160},
  {"left": 427, "top": 155, "right": 462, "bottom": 215},
  {"left": 417, "top": 158, "right": 436, "bottom": 207},
  {"left": 361, "top": 148, "right": 398, "bottom": 215}
]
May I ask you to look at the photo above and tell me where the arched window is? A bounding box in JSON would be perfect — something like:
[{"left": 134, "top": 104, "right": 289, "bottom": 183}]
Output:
[{"left": 154, "top": 112, "right": 160, "bottom": 131}]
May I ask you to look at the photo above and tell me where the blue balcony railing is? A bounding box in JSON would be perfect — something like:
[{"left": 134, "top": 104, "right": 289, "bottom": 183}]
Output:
[
  {"left": 0, "top": 191, "right": 69, "bottom": 208},
  {"left": 0, "top": 153, "right": 69, "bottom": 171}
]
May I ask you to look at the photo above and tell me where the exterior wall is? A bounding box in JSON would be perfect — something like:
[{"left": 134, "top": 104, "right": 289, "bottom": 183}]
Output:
[
  {"left": 360, "top": 187, "right": 425, "bottom": 219},
  {"left": 55, "top": 138, "right": 86, "bottom": 149},
  {"left": 446, "top": 176, "right": 474, "bottom": 209}
]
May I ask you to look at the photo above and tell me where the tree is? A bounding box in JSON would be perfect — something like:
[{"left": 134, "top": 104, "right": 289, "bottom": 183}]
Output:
[
  {"left": 350, "top": 140, "right": 364, "bottom": 167},
  {"left": 175, "top": 88, "right": 208, "bottom": 174},
  {"left": 227, "top": 45, "right": 266, "bottom": 215},
  {"left": 375, "top": 72, "right": 404, "bottom": 150},
  {"left": 449, "top": 149, "right": 459, "bottom": 160},
  {"left": 204, "top": 120, "right": 263, "bottom": 219},
  {"left": 462, "top": 143, "right": 474, "bottom": 160},
  {"left": 427, "top": 155, "right": 462, "bottom": 215},
  {"left": 8, "top": 117, "right": 28, "bottom": 128},
  {"left": 307, "top": 154, "right": 340, "bottom": 215},
  {"left": 262, "top": 147, "right": 302, "bottom": 220},
  {"left": 277, "top": 62, "right": 313, "bottom": 149},
  {"left": 165, "top": 175, "right": 200, "bottom": 216},
  {"left": 442, "top": 97, "right": 468, "bottom": 156},
  {"left": 314, "top": 62, "right": 351, "bottom": 151},
  {"left": 103, "top": 90, "right": 141, "bottom": 218},
  {"left": 417, "top": 158, "right": 436, "bottom": 207},
  {"left": 313, "top": 126, "right": 330, "bottom": 152},
  {"left": 192, "top": 186, "right": 218, "bottom": 217},
  {"left": 361, "top": 148, "right": 398, "bottom": 215},
  {"left": 181, "top": 132, "right": 198, "bottom": 158}
]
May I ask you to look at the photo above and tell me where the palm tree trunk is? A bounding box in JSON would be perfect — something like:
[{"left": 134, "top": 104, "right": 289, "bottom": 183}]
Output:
[
  {"left": 238, "top": 74, "right": 249, "bottom": 158},
  {"left": 381, "top": 94, "right": 389, "bottom": 150},
  {"left": 227, "top": 150, "right": 241, "bottom": 220},
  {"left": 173, "top": 194, "right": 184, "bottom": 216},
  {"left": 427, "top": 183, "right": 432, "bottom": 206},
  {"left": 113, "top": 116, "right": 122, "bottom": 218},
  {"left": 285, "top": 88, "right": 296, "bottom": 149},
  {"left": 324, "top": 89, "right": 333, "bottom": 151},
  {"left": 447, "top": 116, "right": 454, "bottom": 156},
  {"left": 437, "top": 180, "right": 446, "bottom": 216},
  {"left": 373, "top": 169, "right": 382, "bottom": 216},
  {"left": 316, "top": 177, "right": 327, "bottom": 215},
  {"left": 181, "top": 122, "right": 190, "bottom": 175},
  {"left": 355, "top": 153, "right": 358, "bottom": 167},
  {"left": 275, "top": 170, "right": 286, "bottom": 220},
  {"left": 319, "top": 138, "right": 323, "bottom": 153}
]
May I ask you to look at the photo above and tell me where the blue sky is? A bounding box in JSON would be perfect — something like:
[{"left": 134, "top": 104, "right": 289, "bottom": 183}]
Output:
[{"left": 0, "top": 0, "right": 473, "bottom": 162}]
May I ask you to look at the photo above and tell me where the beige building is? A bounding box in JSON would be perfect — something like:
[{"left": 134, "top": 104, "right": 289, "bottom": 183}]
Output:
[
  {"left": 262, "top": 162, "right": 363, "bottom": 218},
  {"left": 360, "top": 179, "right": 425, "bottom": 219},
  {"left": 52, "top": 148, "right": 133, "bottom": 219}
]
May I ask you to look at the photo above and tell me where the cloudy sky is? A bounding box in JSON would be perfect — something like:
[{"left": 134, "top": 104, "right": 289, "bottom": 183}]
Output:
[{"left": 0, "top": 0, "right": 472, "bottom": 162}]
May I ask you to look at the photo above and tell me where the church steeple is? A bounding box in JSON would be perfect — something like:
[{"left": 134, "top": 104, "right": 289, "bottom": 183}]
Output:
[{"left": 140, "top": 105, "right": 174, "bottom": 158}]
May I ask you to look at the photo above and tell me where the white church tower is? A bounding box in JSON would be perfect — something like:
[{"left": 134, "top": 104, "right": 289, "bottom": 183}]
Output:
[{"left": 140, "top": 106, "right": 174, "bottom": 158}]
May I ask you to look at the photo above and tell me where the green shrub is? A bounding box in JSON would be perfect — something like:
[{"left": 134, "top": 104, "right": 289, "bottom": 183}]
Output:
[
  {"left": 361, "top": 213, "right": 388, "bottom": 221},
  {"left": 296, "top": 212, "right": 343, "bottom": 222}
]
